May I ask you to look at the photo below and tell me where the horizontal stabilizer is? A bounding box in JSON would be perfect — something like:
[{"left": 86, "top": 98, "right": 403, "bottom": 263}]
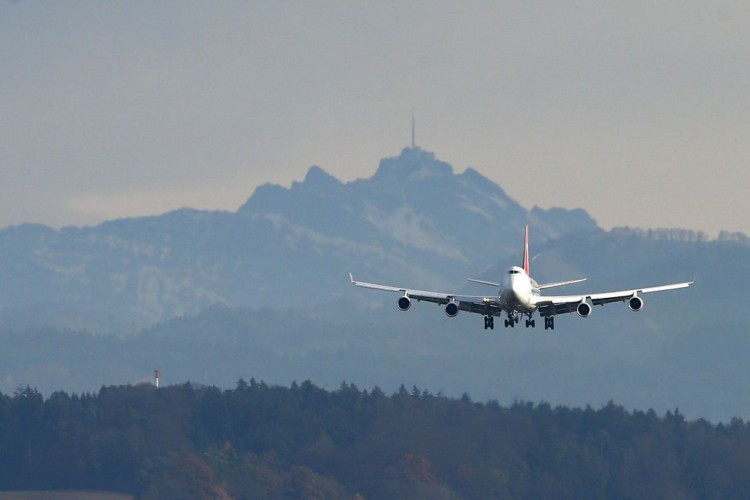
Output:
[
  {"left": 467, "top": 278, "right": 500, "bottom": 287},
  {"left": 537, "top": 278, "right": 587, "bottom": 290}
]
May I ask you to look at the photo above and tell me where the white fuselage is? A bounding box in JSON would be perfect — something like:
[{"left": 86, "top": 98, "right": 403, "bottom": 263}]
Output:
[{"left": 499, "top": 266, "right": 538, "bottom": 312}]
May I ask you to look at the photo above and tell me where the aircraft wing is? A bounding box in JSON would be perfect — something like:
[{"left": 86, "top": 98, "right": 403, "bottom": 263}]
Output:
[
  {"left": 536, "top": 280, "right": 693, "bottom": 316},
  {"left": 350, "top": 274, "right": 502, "bottom": 314}
]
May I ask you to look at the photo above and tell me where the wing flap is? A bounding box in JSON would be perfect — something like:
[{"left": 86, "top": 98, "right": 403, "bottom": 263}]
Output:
[
  {"left": 350, "top": 273, "right": 496, "bottom": 307},
  {"left": 537, "top": 300, "right": 585, "bottom": 316}
]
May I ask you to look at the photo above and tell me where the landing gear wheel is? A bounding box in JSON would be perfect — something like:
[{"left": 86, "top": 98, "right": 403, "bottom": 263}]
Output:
[
  {"left": 484, "top": 316, "right": 494, "bottom": 330},
  {"left": 544, "top": 316, "right": 555, "bottom": 330}
]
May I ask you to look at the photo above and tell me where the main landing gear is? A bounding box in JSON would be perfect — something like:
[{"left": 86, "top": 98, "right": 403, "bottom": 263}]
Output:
[
  {"left": 484, "top": 315, "right": 494, "bottom": 330},
  {"left": 484, "top": 313, "right": 552, "bottom": 330}
]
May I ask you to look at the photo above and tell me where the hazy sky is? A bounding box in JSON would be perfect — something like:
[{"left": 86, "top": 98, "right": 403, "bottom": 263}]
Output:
[{"left": 2, "top": 1, "right": 750, "bottom": 235}]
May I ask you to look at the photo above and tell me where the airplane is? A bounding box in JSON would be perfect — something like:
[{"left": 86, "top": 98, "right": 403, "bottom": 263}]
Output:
[{"left": 349, "top": 226, "right": 693, "bottom": 330}]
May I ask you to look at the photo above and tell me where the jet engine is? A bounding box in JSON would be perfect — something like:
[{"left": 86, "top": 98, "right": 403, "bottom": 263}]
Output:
[
  {"left": 445, "top": 302, "right": 459, "bottom": 317},
  {"left": 628, "top": 295, "right": 644, "bottom": 311},
  {"left": 397, "top": 296, "right": 411, "bottom": 311},
  {"left": 576, "top": 301, "right": 593, "bottom": 317}
]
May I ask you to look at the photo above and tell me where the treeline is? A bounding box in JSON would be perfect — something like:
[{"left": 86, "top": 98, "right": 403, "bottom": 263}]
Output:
[
  {"left": 609, "top": 225, "right": 750, "bottom": 244},
  {"left": 610, "top": 225, "right": 750, "bottom": 244},
  {"left": 610, "top": 226, "right": 712, "bottom": 242},
  {"left": 2, "top": 382, "right": 750, "bottom": 499}
]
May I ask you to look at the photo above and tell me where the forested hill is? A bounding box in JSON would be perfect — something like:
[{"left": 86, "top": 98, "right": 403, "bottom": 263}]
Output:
[{"left": 3, "top": 382, "right": 750, "bottom": 499}]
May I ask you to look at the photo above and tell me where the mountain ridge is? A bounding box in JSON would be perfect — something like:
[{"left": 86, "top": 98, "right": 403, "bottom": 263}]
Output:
[{"left": 0, "top": 147, "right": 597, "bottom": 332}]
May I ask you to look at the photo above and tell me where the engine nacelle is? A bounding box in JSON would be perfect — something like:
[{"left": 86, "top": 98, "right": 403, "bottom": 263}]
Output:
[
  {"left": 628, "top": 295, "right": 644, "bottom": 312},
  {"left": 576, "top": 301, "right": 593, "bottom": 318},
  {"left": 397, "top": 296, "right": 411, "bottom": 311},
  {"left": 445, "top": 302, "right": 459, "bottom": 317}
]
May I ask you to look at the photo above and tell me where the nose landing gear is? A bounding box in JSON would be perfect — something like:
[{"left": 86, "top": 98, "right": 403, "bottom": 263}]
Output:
[{"left": 504, "top": 312, "right": 520, "bottom": 328}]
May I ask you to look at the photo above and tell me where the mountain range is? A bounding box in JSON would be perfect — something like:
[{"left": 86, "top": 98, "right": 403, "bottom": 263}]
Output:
[
  {"left": 1, "top": 146, "right": 749, "bottom": 422},
  {"left": 0, "top": 147, "right": 596, "bottom": 332}
]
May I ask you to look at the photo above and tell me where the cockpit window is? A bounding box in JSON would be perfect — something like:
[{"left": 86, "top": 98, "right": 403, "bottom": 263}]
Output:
[{"left": 508, "top": 269, "right": 520, "bottom": 274}]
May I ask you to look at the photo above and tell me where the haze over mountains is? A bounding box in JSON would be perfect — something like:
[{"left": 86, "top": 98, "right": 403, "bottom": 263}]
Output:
[{"left": 1, "top": 146, "right": 749, "bottom": 422}]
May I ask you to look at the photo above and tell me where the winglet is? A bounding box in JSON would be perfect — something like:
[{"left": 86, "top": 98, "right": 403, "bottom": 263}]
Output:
[
  {"left": 523, "top": 225, "right": 530, "bottom": 275},
  {"left": 349, "top": 272, "right": 355, "bottom": 284}
]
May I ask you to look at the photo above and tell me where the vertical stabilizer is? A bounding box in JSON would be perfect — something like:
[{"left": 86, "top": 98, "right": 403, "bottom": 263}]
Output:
[{"left": 522, "top": 225, "right": 530, "bottom": 275}]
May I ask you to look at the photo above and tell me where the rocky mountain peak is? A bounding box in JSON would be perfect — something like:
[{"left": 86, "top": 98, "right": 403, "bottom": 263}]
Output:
[
  {"left": 297, "top": 165, "right": 343, "bottom": 191},
  {"left": 372, "top": 147, "right": 453, "bottom": 183}
]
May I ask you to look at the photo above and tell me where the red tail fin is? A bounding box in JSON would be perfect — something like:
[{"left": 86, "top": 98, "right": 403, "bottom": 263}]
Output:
[{"left": 522, "top": 225, "right": 530, "bottom": 275}]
